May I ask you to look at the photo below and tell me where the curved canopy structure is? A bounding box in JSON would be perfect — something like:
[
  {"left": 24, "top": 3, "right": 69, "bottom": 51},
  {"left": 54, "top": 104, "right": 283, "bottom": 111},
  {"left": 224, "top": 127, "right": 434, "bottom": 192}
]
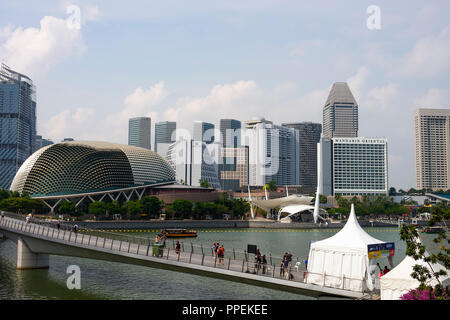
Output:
[
  {"left": 10, "top": 141, "right": 175, "bottom": 196},
  {"left": 252, "top": 194, "right": 313, "bottom": 211},
  {"left": 306, "top": 204, "right": 386, "bottom": 293}
]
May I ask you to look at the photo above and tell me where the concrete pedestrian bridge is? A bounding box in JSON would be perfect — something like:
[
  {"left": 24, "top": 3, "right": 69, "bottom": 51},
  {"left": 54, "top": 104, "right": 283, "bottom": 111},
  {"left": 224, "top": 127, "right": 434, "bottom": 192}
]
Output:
[{"left": 0, "top": 214, "right": 366, "bottom": 299}]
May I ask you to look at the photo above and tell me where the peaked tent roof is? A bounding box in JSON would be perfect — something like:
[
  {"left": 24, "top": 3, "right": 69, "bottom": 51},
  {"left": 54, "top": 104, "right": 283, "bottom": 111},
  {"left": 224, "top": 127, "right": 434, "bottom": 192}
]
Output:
[
  {"left": 380, "top": 252, "right": 450, "bottom": 300},
  {"left": 325, "top": 82, "right": 357, "bottom": 106},
  {"left": 310, "top": 204, "right": 385, "bottom": 252}
]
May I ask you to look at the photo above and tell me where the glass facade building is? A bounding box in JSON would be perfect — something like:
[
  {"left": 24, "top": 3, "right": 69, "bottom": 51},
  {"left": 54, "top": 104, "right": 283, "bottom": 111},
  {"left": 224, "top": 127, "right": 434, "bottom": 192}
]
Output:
[
  {"left": 155, "top": 121, "right": 176, "bottom": 151},
  {"left": 0, "top": 64, "right": 36, "bottom": 189},
  {"left": 219, "top": 119, "right": 241, "bottom": 148},
  {"left": 128, "top": 117, "right": 151, "bottom": 150},
  {"left": 282, "top": 122, "right": 322, "bottom": 189},
  {"left": 193, "top": 121, "right": 215, "bottom": 144}
]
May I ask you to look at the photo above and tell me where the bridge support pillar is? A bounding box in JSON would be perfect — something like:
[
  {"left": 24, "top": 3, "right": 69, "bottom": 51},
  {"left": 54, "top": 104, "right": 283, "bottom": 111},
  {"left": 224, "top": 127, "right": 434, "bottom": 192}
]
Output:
[{"left": 17, "top": 238, "right": 49, "bottom": 270}]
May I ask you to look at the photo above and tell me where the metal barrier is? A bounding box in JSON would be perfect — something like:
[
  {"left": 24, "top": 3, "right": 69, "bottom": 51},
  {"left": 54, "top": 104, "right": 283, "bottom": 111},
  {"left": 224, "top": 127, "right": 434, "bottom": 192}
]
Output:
[{"left": 0, "top": 213, "right": 365, "bottom": 292}]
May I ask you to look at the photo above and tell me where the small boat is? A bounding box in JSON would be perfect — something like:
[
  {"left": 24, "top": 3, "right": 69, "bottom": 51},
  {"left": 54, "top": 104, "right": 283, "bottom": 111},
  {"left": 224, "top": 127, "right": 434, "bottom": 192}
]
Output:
[
  {"left": 162, "top": 229, "right": 197, "bottom": 238},
  {"left": 421, "top": 226, "right": 446, "bottom": 234}
]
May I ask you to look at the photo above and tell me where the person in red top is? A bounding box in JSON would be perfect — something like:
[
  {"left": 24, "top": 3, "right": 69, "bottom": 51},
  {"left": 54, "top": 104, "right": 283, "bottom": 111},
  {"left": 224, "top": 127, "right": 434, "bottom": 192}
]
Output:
[{"left": 383, "top": 266, "right": 390, "bottom": 275}]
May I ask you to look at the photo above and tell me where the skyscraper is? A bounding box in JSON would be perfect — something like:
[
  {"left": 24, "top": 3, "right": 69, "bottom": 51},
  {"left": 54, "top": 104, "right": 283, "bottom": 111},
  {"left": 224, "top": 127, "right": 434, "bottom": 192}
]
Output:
[
  {"left": 155, "top": 121, "right": 176, "bottom": 153},
  {"left": 0, "top": 64, "right": 36, "bottom": 189},
  {"left": 282, "top": 122, "right": 322, "bottom": 189},
  {"left": 242, "top": 118, "right": 299, "bottom": 187},
  {"left": 128, "top": 117, "right": 151, "bottom": 150},
  {"left": 219, "top": 119, "right": 241, "bottom": 148},
  {"left": 193, "top": 121, "right": 215, "bottom": 144},
  {"left": 323, "top": 82, "right": 358, "bottom": 138},
  {"left": 321, "top": 137, "right": 388, "bottom": 196},
  {"left": 414, "top": 108, "right": 450, "bottom": 191}
]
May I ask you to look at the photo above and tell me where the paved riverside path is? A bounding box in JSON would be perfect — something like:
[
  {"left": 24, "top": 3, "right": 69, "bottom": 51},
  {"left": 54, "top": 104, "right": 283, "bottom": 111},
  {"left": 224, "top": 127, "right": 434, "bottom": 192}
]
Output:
[{"left": 0, "top": 215, "right": 365, "bottom": 299}]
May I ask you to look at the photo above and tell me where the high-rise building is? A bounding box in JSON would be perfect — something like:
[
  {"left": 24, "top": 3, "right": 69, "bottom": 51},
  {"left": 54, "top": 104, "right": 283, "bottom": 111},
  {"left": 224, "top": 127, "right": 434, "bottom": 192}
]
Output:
[
  {"left": 323, "top": 82, "right": 358, "bottom": 138},
  {"left": 282, "top": 122, "right": 322, "bottom": 189},
  {"left": 220, "top": 119, "right": 241, "bottom": 148},
  {"left": 34, "top": 135, "right": 54, "bottom": 152},
  {"left": 193, "top": 121, "right": 215, "bottom": 144},
  {"left": 242, "top": 119, "right": 299, "bottom": 187},
  {"left": 0, "top": 64, "right": 36, "bottom": 189},
  {"left": 128, "top": 117, "right": 151, "bottom": 150},
  {"left": 220, "top": 147, "right": 249, "bottom": 191},
  {"left": 414, "top": 108, "right": 450, "bottom": 191},
  {"left": 155, "top": 121, "right": 176, "bottom": 153},
  {"left": 166, "top": 139, "right": 221, "bottom": 189},
  {"left": 321, "top": 137, "right": 388, "bottom": 196}
]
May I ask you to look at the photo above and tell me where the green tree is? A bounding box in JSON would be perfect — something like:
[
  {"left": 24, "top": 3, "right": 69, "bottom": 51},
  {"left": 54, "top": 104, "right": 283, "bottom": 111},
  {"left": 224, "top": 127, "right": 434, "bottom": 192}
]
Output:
[
  {"left": 141, "top": 196, "right": 164, "bottom": 218},
  {"left": 172, "top": 199, "right": 193, "bottom": 219},
  {"left": 89, "top": 201, "right": 106, "bottom": 217},
  {"left": 399, "top": 215, "right": 449, "bottom": 299},
  {"left": 199, "top": 179, "right": 210, "bottom": 188},
  {"left": 123, "top": 201, "right": 142, "bottom": 220},
  {"left": 106, "top": 200, "right": 123, "bottom": 217},
  {"left": 58, "top": 201, "right": 77, "bottom": 217},
  {"left": 266, "top": 181, "right": 277, "bottom": 191},
  {"left": 389, "top": 187, "right": 397, "bottom": 196}
]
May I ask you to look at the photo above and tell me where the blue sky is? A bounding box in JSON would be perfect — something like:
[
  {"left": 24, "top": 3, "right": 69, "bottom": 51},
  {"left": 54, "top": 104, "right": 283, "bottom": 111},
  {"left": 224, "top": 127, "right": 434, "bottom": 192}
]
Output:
[{"left": 1, "top": 0, "right": 449, "bottom": 189}]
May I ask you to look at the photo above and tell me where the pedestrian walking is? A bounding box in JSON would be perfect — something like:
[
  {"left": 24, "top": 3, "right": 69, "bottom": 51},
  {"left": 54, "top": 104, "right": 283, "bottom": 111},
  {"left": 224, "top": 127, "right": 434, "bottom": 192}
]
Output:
[
  {"left": 211, "top": 242, "right": 217, "bottom": 257},
  {"left": 262, "top": 255, "right": 267, "bottom": 274},
  {"left": 73, "top": 224, "right": 78, "bottom": 233},
  {"left": 56, "top": 220, "right": 61, "bottom": 230},
  {"left": 175, "top": 241, "right": 181, "bottom": 259},
  {"left": 217, "top": 245, "right": 225, "bottom": 265}
]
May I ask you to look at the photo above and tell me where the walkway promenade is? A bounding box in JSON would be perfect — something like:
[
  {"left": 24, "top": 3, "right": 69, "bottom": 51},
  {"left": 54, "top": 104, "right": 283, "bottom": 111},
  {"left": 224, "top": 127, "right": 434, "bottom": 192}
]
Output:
[{"left": 0, "top": 213, "right": 367, "bottom": 299}]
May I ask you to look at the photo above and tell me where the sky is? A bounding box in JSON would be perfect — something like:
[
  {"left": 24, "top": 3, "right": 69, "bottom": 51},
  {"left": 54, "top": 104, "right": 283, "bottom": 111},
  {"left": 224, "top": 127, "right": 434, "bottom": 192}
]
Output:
[{"left": 0, "top": 0, "right": 449, "bottom": 190}]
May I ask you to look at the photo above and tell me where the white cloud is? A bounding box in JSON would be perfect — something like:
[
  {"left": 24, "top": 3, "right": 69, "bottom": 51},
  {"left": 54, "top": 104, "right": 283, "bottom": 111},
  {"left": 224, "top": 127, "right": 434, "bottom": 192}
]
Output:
[
  {"left": 42, "top": 107, "right": 95, "bottom": 142},
  {"left": 0, "top": 15, "right": 86, "bottom": 78},
  {"left": 346, "top": 66, "right": 369, "bottom": 104},
  {"left": 414, "top": 88, "right": 450, "bottom": 108},
  {"left": 365, "top": 83, "right": 398, "bottom": 111},
  {"left": 399, "top": 26, "right": 450, "bottom": 77}
]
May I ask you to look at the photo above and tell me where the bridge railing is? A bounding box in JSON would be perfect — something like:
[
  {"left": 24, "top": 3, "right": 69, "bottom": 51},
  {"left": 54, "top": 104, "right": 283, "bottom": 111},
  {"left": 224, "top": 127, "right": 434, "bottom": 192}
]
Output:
[{"left": 0, "top": 214, "right": 367, "bottom": 293}]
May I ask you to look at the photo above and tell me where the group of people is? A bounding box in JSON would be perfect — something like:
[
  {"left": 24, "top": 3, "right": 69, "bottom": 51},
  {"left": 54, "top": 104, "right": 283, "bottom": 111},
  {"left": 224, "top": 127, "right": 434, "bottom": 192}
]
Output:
[
  {"left": 377, "top": 263, "right": 390, "bottom": 277},
  {"left": 154, "top": 233, "right": 167, "bottom": 246},
  {"left": 211, "top": 242, "right": 225, "bottom": 265},
  {"left": 280, "top": 252, "right": 294, "bottom": 279},
  {"left": 254, "top": 249, "right": 268, "bottom": 274}
]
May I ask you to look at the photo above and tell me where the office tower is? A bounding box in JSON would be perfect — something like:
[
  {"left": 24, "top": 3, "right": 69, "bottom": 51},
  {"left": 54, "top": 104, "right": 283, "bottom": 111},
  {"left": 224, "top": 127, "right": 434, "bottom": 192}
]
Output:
[
  {"left": 34, "top": 135, "right": 54, "bottom": 152},
  {"left": 282, "top": 122, "right": 322, "bottom": 189},
  {"left": 220, "top": 147, "right": 249, "bottom": 191},
  {"left": 414, "top": 108, "right": 450, "bottom": 190},
  {"left": 193, "top": 121, "right": 215, "bottom": 144},
  {"left": 128, "top": 117, "right": 151, "bottom": 150},
  {"left": 0, "top": 64, "right": 36, "bottom": 189},
  {"left": 155, "top": 121, "right": 176, "bottom": 154},
  {"left": 321, "top": 137, "right": 388, "bottom": 196},
  {"left": 220, "top": 119, "right": 241, "bottom": 148},
  {"left": 323, "top": 82, "right": 358, "bottom": 138},
  {"left": 166, "top": 139, "right": 221, "bottom": 189},
  {"left": 242, "top": 118, "right": 299, "bottom": 187}
]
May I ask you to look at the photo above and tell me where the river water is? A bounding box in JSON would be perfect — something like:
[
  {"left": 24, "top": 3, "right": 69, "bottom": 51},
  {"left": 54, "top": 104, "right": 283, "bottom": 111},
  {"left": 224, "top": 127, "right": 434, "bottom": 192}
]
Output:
[{"left": 0, "top": 227, "right": 440, "bottom": 300}]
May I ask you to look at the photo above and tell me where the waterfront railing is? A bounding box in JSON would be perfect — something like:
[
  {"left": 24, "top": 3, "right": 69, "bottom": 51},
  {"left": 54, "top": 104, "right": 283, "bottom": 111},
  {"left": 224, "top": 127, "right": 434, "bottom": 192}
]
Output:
[{"left": 0, "top": 213, "right": 366, "bottom": 293}]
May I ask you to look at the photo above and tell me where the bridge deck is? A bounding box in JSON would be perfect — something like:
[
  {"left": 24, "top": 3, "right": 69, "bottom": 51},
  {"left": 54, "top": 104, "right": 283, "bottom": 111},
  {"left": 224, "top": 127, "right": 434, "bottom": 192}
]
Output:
[{"left": 0, "top": 215, "right": 365, "bottom": 299}]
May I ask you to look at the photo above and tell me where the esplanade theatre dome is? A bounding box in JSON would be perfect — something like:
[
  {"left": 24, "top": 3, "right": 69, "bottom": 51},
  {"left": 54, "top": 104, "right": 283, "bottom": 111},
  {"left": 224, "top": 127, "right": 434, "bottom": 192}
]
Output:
[{"left": 10, "top": 141, "right": 176, "bottom": 196}]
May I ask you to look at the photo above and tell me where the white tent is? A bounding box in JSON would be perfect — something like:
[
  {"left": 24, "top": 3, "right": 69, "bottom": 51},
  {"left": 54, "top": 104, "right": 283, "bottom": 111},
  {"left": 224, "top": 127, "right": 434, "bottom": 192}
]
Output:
[
  {"left": 380, "top": 253, "right": 450, "bottom": 300},
  {"left": 306, "top": 204, "right": 386, "bottom": 292}
]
